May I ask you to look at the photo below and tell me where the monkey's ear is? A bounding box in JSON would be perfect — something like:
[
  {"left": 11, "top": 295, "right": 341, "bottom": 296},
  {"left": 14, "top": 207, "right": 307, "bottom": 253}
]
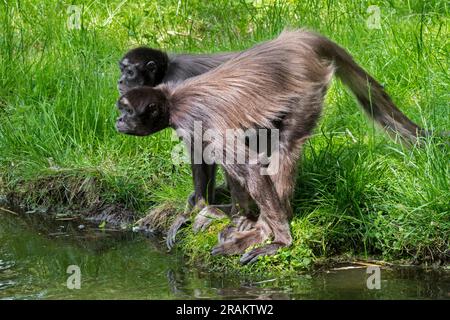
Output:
[{"left": 146, "top": 61, "right": 157, "bottom": 72}]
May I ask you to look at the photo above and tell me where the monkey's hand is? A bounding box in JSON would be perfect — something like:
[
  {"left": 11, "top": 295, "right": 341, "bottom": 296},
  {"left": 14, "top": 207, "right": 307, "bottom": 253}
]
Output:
[
  {"left": 166, "top": 214, "right": 189, "bottom": 250},
  {"left": 211, "top": 223, "right": 270, "bottom": 257},
  {"left": 192, "top": 205, "right": 230, "bottom": 233},
  {"left": 218, "top": 215, "right": 257, "bottom": 244},
  {"left": 166, "top": 200, "right": 207, "bottom": 250}
]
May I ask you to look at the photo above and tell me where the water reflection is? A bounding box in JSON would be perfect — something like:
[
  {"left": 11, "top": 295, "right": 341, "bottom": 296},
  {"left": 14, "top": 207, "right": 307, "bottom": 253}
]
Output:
[{"left": 0, "top": 211, "right": 449, "bottom": 299}]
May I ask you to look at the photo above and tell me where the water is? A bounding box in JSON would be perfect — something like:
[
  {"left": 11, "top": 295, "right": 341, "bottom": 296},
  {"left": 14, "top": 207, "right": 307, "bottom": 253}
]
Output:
[{"left": 0, "top": 211, "right": 449, "bottom": 300}]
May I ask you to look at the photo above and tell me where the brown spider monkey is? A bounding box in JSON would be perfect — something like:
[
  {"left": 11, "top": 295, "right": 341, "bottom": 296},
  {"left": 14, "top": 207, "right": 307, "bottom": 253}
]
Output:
[{"left": 116, "top": 30, "right": 425, "bottom": 264}]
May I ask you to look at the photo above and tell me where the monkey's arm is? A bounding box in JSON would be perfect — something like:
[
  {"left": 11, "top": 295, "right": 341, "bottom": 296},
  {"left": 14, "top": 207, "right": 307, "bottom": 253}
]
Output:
[
  {"left": 167, "top": 161, "right": 255, "bottom": 249},
  {"left": 163, "top": 52, "right": 239, "bottom": 83},
  {"left": 164, "top": 53, "right": 240, "bottom": 241},
  {"left": 166, "top": 160, "right": 218, "bottom": 250}
]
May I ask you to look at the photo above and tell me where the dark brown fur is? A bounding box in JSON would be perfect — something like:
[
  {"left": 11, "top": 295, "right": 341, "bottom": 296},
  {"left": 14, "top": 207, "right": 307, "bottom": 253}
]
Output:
[{"left": 116, "top": 29, "right": 424, "bottom": 264}]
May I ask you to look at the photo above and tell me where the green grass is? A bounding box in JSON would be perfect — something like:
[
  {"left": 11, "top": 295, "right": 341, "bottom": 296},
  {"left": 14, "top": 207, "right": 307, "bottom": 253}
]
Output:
[{"left": 0, "top": 0, "right": 449, "bottom": 274}]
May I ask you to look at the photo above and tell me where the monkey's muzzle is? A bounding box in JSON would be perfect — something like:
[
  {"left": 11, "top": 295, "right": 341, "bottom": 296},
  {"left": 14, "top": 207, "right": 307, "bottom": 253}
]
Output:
[{"left": 115, "top": 118, "right": 129, "bottom": 134}]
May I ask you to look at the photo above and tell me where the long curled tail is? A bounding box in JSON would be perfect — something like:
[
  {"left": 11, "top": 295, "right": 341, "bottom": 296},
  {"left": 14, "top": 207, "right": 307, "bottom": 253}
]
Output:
[{"left": 307, "top": 32, "right": 425, "bottom": 143}]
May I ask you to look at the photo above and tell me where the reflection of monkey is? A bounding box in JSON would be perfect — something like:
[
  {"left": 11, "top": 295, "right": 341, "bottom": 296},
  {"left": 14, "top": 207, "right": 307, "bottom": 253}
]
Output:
[
  {"left": 116, "top": 30, "right": 424, "bottom": 264},
  {"left": 166, "top": 269, "right": 185, "bottom": 296},
  {"left": 118, "top": 48, "right": 239, "bottom": 210}
]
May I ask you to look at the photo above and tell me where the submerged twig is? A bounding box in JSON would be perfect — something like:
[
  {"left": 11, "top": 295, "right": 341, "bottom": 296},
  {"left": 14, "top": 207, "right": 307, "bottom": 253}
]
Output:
[
  {"left": 55, "top": 217, "right": 78, "bottom": 221},
  {"left": 252, "top": 278, "right": 277, "bottom": 285},
  {"left": 0, "top": 207, "right": 19, "bottom": 216}
]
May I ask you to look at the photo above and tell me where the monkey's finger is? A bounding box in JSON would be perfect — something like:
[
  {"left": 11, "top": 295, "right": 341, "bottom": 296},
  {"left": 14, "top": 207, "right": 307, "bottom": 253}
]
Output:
[
  {"left": 211, "top": 240, "right": 246, "bottom": 256},
  {"left": 200, "top": 220, "right": 212, "bottom": 232},
  {"left": 211, "top": 243, "right": 235, "bottom": 256},
  {"left": 166, "top": 232, "right": 175, "bottom": 250},
  {"left": 240, "top": 244, "right": 282, "bottom": 265},
  {"left": 217, "top": 230, "right": 227, "bottom": 244},
  {"left": 240, "top": 249, "right": 265, "bottom": 265},
  {"left": 239, "top": 219, "right": 255, "bottom": 231},
  {"left": 240, "top": 252, "right": 261, "bottom": 265},
  {"left": 218, "top": 225, "right": 237, "bottom": 244},
  {"left": 167, "top": 225, "right": 180, "bottom": 249},
  {"left": 166, "top": 215, "right": 188, "bottom": 250},
  {"left": 192, "top": 220, "right": 211, "bottom": 233},
  {"left": 186, "top": 192, "right": 196, "bottom": 209},
  {"left": 192, "top": 208, "right": 210, "bottom": 233},
  {"left": 211, "top": 245, "right": 224, "bottom": 256},
  {"left": 167, "top": 228, "right": 179, "bottom": 250}
]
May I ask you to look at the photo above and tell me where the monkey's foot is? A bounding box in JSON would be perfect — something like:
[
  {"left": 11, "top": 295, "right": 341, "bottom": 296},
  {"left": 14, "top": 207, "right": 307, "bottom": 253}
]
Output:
[
  {"left": 239, "top": 243, "right": 285, "bottom": 265},
  {"left": 211, "top": 224, "right": 269, "bottom": 256},
  {"left": 218, "top": 216, "right": 257, "bottom": 244},
  {"left": 192, "top": 205, "right": 230, "bottom": 233}
]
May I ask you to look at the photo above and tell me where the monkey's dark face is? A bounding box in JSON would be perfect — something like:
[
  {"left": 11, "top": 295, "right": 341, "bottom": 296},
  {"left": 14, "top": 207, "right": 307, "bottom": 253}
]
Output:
[
  {"left": 118, "top": 58, "right": 157, "bottom": 95},
  {"left": 116, "top": 87, "right": 169, "bottom": 136}
]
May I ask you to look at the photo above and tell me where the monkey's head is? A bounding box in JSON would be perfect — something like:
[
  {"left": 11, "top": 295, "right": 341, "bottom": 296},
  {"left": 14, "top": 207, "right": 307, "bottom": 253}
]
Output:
[
  {"left": 118, "top": 47, "right": 169, "bottom": 94},
  {"left": 116, "top": 87, "right": 169, "bottom": 136}
]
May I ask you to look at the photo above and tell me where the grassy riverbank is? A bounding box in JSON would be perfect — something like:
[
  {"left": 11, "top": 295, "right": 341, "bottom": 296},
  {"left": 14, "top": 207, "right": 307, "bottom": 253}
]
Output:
[{"left": 0, "top": 0, "right": 449, "bottom": 273}]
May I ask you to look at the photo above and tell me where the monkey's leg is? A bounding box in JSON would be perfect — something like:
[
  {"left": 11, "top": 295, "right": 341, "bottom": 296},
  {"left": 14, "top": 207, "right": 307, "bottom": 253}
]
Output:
[
  {"left": 193, "top": 171, "right": 257, "bottom": 234},
  {"left": 212, "top": 165, "right": 291, "bottom": 257},
  {"left": 187, "top": 165, "right": 230, "bottom": 207},
  {"left": 189, "top": 162, "right": 217, "bottom": 206},
  {"left": 188, "top": 174, "right": 231, "bottom": 234},
  {"left": 191, "top": 165, "right": 228, "bottom": 233},
  {"left": 213, "top": 181, "right": 230, "bottom": 203},
  {"left": 167, "top": 160, "right": 218, "bottom": 249},
  {"left": 217, "top": 173, "right": 258, "bottom": 243},
  {"left": 269, "top": 136, "right": 306, "bottom": 216},
  {"left": 240, "top": 137, "right": 308, "bottom": 264}
]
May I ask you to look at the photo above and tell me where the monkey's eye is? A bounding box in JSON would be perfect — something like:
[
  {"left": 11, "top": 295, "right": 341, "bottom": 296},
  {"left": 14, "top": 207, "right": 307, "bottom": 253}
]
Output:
[
  {"left": 126, "top": 70, "right": 135, "bottom": 77},
  {"left": 118, "top": 104, "right": 133, "bottom": 115}
]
